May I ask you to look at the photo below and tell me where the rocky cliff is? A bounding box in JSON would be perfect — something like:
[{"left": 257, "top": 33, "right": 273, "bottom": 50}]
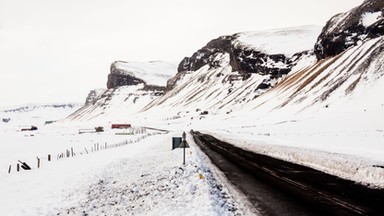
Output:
[
  {"left": 85, "top": 89, "right": 106, "bottom": 105},
  {"left": 108, "top": 62, "right": 145, "bottom": 89},
  {"left": 144, "top": 26, "right": 321, "bottom": 113},
  {"left": 315, "top": 0, "right": 384, "bottom": 60},
  {"left": 66, "top": 61, "right": 177, "bottom": 121},
  {"left": 172, "top": 26, "right": 320, "bottom": 91}
]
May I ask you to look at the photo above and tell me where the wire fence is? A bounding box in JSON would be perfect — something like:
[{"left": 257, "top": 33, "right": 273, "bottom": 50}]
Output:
[{"left": 5, "top": 130, "right": 165, "bottom": 175}]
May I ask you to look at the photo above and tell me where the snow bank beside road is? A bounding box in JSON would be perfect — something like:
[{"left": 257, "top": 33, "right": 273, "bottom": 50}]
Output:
[
  {"left": 208, "top": 130, "right": 384, "bottom": 189},
  {"left": 0, "top": 131, "right": 246, "bottom": 216}
]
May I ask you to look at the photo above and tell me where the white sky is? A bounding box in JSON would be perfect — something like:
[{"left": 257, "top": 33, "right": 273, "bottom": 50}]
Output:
[{"left": 0, "top": 0, "right": 363, "bottom": 107}]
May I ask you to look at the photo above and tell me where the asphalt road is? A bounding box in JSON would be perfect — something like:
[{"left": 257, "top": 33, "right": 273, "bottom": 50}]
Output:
[{"left": 191, "top": 131, "right": 384, "bottom": 216}]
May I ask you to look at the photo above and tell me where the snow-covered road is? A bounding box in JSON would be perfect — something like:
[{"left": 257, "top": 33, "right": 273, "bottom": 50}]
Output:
[{"left": 193, "top": 131, "right": 384, "bottom": 215}]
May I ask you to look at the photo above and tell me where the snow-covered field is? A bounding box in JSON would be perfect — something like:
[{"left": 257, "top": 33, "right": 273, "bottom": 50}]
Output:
[
  {"left": 0, "top": 109, "right": 254, "bottom": 216},
  {"left": 1, "top": 99, "right": 383, "bottom": 215},
  {"left": 1, "top": 74, "right": 383, "bottom": 215}
]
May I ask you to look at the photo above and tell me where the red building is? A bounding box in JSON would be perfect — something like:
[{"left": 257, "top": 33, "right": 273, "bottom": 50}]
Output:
[{"left": 111, "top": 124, "right": 131, "bottom": 129}]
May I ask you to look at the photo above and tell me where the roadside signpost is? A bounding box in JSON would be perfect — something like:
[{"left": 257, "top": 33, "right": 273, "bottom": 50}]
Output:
[
  {"left": 171, "top": 132, "right": 189, "bottom": 165},
  {"left": 180, "top": 131, "right": 189, "bottom": 165},
  {"left": 172, "top": 137, "right": 182, "bottom": 150}
]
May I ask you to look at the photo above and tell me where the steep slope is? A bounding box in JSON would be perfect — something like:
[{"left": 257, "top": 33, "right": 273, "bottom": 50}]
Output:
[
  {"left": 85, "top": 88, "right": 106, "bottom": 105},
  {"left": 173, "top": 26, "right": 320, "bottom": 90},
  {"left": 135, "top": 1, "right": 384, "bottom": 129},
  {"left": 234, "top": 35, "right": 384, "bottom": 128},
  {"left": 236, "top": 0, "right": 384, "bottom": 128},
  {"left": 144, "top": 26, "right": 321, "bottom": 115},
  {"left": 65, "top": 0, "right": 384, "bottom": 131},
  {"left": 65, "top": 61, "right": 177, "bottom": 122}
]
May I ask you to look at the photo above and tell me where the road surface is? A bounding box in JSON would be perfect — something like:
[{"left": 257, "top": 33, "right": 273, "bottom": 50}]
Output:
[{"left": 192, "top": 131, "right": 384, "bottom": 216}]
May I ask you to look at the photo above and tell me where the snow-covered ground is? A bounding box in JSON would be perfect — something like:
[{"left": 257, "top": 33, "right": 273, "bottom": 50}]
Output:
[
  {"left": 1, "top": 98, "right": 383, "bottom": 215},
  {"left": 0, "top": 111, "right": 254, "bottom": 216},
  {"left": 1, "top": 68, "right": 383, "bottom": 215}
]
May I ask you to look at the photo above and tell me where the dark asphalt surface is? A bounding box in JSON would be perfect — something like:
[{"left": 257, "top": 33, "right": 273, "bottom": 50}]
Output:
[{"left": 192, "top": 131, "right": 384, "bottom": 216}]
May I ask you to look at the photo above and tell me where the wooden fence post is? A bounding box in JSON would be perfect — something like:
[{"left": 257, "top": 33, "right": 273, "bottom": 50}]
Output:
[
  {"left": 84, "top": 147, "right": 89, "bottom": 154},
  {"left": 48, "top": 154, "right": 51, "bottom": 161},
  {"left": 17, "top": 163, "right": 20, "bottom": 172},
  {"left": 37, "top": 157, "right": 40, "bottom": 168},
  {"left": 71, "top": 147, "right": 74, "bottom": 157},
  {"left": 8, "top": 165, "right": 11, "bottom": 174}
]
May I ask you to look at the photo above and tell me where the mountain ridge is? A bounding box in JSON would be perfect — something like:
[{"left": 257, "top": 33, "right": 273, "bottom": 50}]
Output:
[{"left": 65, "top": 0, "right": 384, "bottom": 130}]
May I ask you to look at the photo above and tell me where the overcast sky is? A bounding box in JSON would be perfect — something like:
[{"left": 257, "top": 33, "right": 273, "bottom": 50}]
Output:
[{"left": 0, "top": 0, "right": 364, "bottom": 107}]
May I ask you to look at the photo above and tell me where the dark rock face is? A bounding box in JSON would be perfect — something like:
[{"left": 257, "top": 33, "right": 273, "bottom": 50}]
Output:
[
  {"left": 106, "top": 61, "right": 168, "bottom": 98},
  {"left": 85, "top": 90, "right": 98, "bottom": 105},
  {"left": 178, "top": 34, "right": 302, "bottom": 77},
  {"left": 178, "top": 36, "right": 235, "bottom": 73},
  {"left": 2, "top": 118, "right": 11, "bottom": 123},
  {"left": 85, "top": 89, "right": 106, "bottom": 105},
  {"left": 174, "top": 33, "right": 310, "bottom": 91},
  {"left": 141, "top": 85, "right": 166, "bottom": 92},
  {"left": 107, "top": 62, "right": 145, "bottom": 89},
  {"left": 107, "top": 73, "right": 144, "bottom": 89},
  {"left": 230, "top": 47, "right": 309, "bottom": 78},
  {"left": 315, "top": 0, "right": 384, "bottom": 60}
]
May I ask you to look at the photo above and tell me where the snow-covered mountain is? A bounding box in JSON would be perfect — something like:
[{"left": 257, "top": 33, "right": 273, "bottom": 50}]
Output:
[
  {"left": 143, "top": 26, "right": 321, "bottom": 116},
  {"left": 64, "top": 0, "right": 384, "bottom": 130},
  {"left": 65, "top": 26, "right": 321, "bottom": 123},
  {"left": 136, "top": 0, "right": 384, "bottom": 131},
  {"left": 65, "top": 0, "right": 384, "bottom": 136},
  {"left": 65, "top": 61, "right": 177, "bottom": 122},
  {"left": 0, "top": 103, "right": 82, "bottom": 129},
  {"left": 173, "top": 26, "right": 321, "bottom": 94}
]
